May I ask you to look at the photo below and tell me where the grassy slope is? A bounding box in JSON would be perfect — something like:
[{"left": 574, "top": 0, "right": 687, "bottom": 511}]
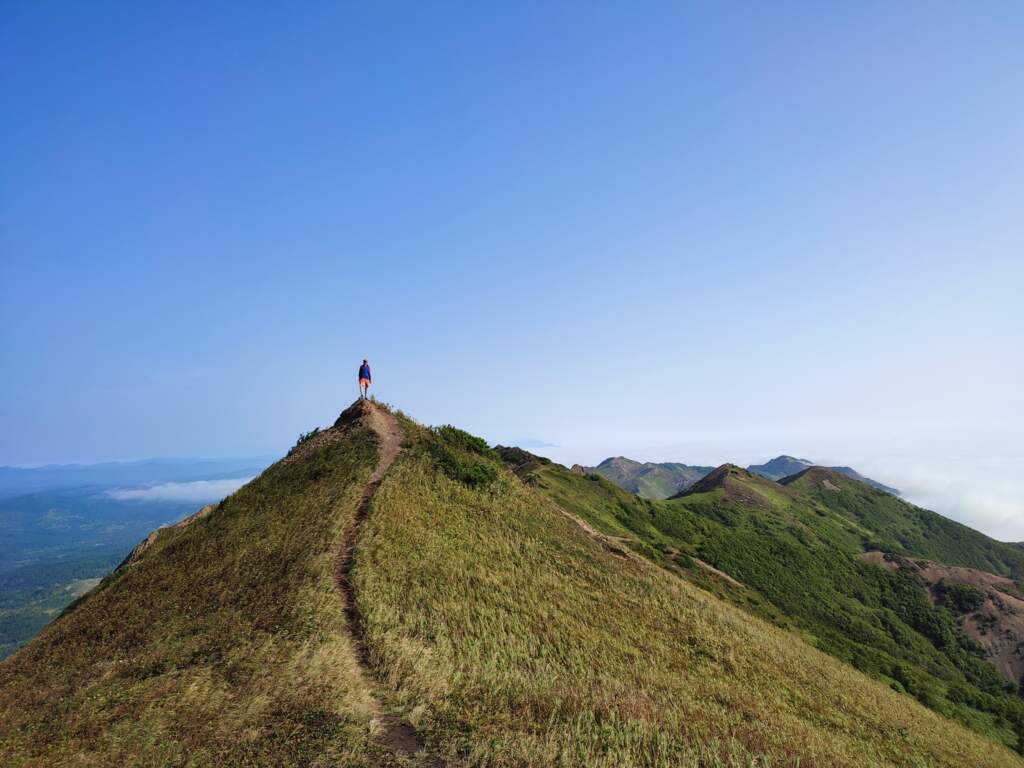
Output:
[
  {"left": 355, "top": 419, "right": 1020, "bottom": 767},
  {"left": 0, "top": 422, "right": 386, "bottom": 768},
  {"left": 523, "top": 460, "right": 1024, "bottom": 750}
]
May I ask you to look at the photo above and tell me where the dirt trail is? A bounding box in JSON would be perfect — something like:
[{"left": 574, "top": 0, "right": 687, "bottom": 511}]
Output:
[
  {"left": 335, "top": 400, "right": 444, "bottom": 767},
  {"left": 554, "top": 506, "right": 635, "bottom": 560}
]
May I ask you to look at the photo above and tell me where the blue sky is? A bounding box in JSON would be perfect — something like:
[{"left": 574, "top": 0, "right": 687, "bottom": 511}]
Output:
[{"left": 2, "top": 4, "right": 1022, "bottom": 535}]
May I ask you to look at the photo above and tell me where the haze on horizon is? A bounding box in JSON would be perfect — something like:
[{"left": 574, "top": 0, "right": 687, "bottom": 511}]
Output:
[{"left": 2, "top": 5, "right": 1021, "bottom": 537}]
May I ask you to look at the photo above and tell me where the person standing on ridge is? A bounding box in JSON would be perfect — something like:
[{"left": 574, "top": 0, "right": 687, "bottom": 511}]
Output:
[{"left": 358, "top": 359, "right": 371, "bottom": 400}]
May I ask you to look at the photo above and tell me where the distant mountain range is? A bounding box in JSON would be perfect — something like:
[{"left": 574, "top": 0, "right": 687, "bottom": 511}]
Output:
[
  {"left": 0, "top": 457, "right": 270, "bottom": 498},
  {"left": 0, "top": 457, "right": 270, "bottom": 660},
  {"left": 746, "top": 455, "right": 900, "bottom": 495},
  {"left": 583, "top": 457, "right": 715, "bottom": 499},
  {"left": 586, "top": 454, "right": 899, "bottom": 498}
]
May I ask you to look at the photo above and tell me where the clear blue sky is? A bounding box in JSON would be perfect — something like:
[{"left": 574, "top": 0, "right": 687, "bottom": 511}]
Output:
[{"left": 2, "top": 4, "right": 1022, "bottom": 533}]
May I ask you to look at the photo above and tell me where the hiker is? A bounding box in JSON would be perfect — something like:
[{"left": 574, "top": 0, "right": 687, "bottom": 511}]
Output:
[{"left": 358, "top": 359, "right": 371, "bottom": 400}]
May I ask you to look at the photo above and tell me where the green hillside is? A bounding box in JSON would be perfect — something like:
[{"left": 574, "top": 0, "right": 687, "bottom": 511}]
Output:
[
  {"left": 1, "top": 402, "right": 1019, "bottom": 766},
  {"left": 781, "top": 467, "right": 1024, "bottom": 577},
  {"left": 519, "top": 458, "right": 1024, "bottom": 751}
]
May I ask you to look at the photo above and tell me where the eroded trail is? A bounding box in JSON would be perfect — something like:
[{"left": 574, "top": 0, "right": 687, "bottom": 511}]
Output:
[{"left": 335, "top": 401, "right": 443, "bottom": 767}]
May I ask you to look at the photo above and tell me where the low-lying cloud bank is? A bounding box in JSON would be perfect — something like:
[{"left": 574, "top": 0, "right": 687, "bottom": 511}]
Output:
[
  {"left": 876, "top": 461, "right": 1024, "bottom": 543},
  {"left": 107, "top": 476, "right": 254, "bottom": 503}
]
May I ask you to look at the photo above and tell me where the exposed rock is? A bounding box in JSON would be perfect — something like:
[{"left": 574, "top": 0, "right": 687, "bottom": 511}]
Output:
[{"left": 861, "top": 551, "right": 1024, "bottom": 683}]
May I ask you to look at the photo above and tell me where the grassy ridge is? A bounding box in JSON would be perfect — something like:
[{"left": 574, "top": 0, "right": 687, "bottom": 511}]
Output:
[
  {"left": 0, "top": 424, "right": 384, "bottom": 767},
  {"left": 521, "top": 460, "right": 1024, "bottom": 750},
  {"left": 354, "top": 420, "right": 1020, "bottom": 766}
]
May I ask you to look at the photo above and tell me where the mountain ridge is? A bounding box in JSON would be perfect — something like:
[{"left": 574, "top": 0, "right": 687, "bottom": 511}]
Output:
[
  {"left": 750, "top": 454, "right": 900, "bottom": 495},
  {"left": 586, "top": 453, "right": 899, "bottom": 499},
  {"left": 1, "top": 403, "right": 1020, "bottom": 766}
]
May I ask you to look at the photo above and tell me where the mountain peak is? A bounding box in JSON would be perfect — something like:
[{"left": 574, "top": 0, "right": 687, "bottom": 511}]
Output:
[
  {"left": 333, "top": 397, "right": 379, "bottom": 429},
  {"left": 747, "top": 455, "right": 813, "bottom": 479},
  {"left": 671, "top": 463, "right": 797, "bottom": 511},
  {"left": 595, "top": 456, "right": 643, "bottom": 470},
  {"left": 779, "top": 465, "right": 848, "bottom": 491},
  {"left": 675, "top": 463, "right": 755, "bottom": 496},
  {"left": 779, "top": 465, "right": 898, "bottom": 496}
]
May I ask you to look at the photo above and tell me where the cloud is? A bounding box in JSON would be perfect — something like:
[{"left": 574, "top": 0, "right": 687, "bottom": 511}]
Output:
[
  {"left": 506, "top": 438, "right": 559, "bottom": 449},
  {"left": 107, "top": 477, "right": 253, "bottom": 503},
  {"left": 880, "top": 461, "right": 1024, "bottom": 543}
]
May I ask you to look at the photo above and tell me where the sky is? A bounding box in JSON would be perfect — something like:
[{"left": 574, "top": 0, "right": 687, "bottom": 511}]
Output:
[{"left": 2, "top": 3, "right": 1022, "bottom": 536}]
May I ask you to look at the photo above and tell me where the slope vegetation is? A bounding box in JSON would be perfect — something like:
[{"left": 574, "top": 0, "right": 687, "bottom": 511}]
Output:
[
  {"left": 863, "top": 551, "right": 1024, "bottom": 684},
  {"left": 1, "top": 404, "right": 1020, "bottom": 766},
  {"left": 782, "top": 467, "right": 1024, "bottom": 577},
  {"left": 520, "top": 458, "right": 1024, "bottom": 751}
]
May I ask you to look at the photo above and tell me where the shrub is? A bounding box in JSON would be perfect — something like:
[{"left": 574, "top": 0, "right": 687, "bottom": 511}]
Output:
[
  {"left": 292, "top": 427, "right": 321, "bottom": 450},
  {"left": 433, "top": 425, "right": 492, "bottom": 455},
  {"left": 674, "top": 551, "right": 695, "bottom": 569},
  {"left": 940, "top": 582, "right": 986, "bottom": 615},
  {"left": 429, "top": 426, "right": 498, "bottom": 489}
]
